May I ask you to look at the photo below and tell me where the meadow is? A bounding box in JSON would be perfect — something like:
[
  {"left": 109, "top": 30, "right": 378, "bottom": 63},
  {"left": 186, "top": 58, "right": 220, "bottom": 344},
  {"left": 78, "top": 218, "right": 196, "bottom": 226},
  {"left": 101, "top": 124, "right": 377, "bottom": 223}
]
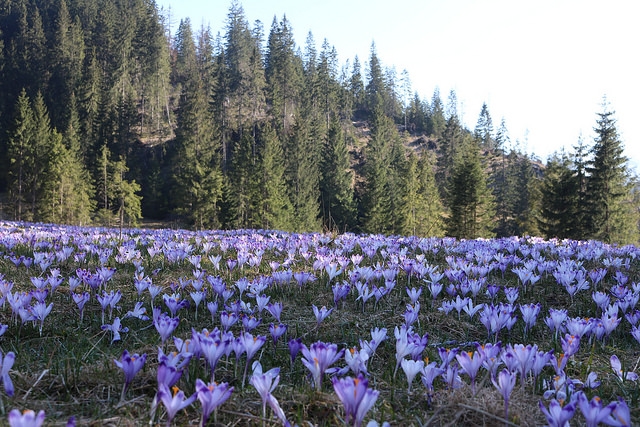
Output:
[{"left": 0, "top": 221, "right": 638, "bottom": 426}]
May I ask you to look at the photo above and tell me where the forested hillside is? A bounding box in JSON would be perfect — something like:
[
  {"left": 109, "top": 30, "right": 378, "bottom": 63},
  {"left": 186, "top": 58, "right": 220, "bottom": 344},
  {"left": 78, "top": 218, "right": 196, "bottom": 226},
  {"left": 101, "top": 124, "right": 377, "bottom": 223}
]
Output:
[{"left": 1, "top": 0, "right": 637, "bottom": 243}]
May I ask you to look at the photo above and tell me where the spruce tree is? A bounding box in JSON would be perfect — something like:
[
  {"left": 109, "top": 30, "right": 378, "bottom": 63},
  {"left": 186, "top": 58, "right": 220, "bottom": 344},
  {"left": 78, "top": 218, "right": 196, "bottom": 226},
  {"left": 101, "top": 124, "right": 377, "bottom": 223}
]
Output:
[
  {"left": 445, "top": 137, "right": 495, "bottom": 239},
  {"left": 265, "top": 15, "right": 304, "bottom": 135},
  {"left": 284, "top": 117, "right": 321, "bottom": 231},
  {"left": 226, "top": 129, "right": 259, "bottom": 229},
  {"left": 474, "top": 102, "right": 494, "bottom": 149},
  {"left": 28, "top": 92, "right": 52, "bottom": 218},
  {"left": 429, "top": 88, "right": 446, "bottom": 140},
  {"left": 401, "top": 153, "right": 444, "bottom": 237},
  {"left": 349, "top": 55, "right": 365, "bottom": 116},
  {"left": 538, "top": 152, "right": 580, "bottom": 239},
  {"left": 320, "top": 117, "right": 356, "bottom": 232},
  {"left": 360, "top": 99, "right": 394, "bottom": 234},
  {"left": 171, "top": 19, "right": 223, "bottom": 229},
  {"left": 254, "top": 123, "right": 293, "bottom": 230},
  {"left": 6, "top": 89, "right": 34, "bottom": 221},
  {"left": 585, "top": 102, "right": 636, "bottom": 243},
  {"left": 38, "top": 98, "right": 95, "bottom": 225}
]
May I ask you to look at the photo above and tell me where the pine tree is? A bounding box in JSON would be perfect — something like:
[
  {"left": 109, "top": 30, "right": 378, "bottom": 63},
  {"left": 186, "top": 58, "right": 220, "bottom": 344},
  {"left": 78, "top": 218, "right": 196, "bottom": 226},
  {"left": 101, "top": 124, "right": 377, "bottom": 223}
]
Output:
[
  {"left": 491, "top": 119, "right": 511, "bottom": 236},
  {"left": 436, "top": 96, "right": 463, "bottom": 195},
  {"left": 28, "top": 92, "right": 52, "bottom": 218},
  {"left": 265, "top": 15, "right": 304, "bottom": 135},
  {"left": 401, "top": 153, "right": 444, "bottom": 237},
  {"left": 38, "top": 97, "right": 95, "bottom": 225},
  {"left": 95, "top": 144, "right": 142, "bottom": 227},
  {"left": 585, "top": 102, "right": 636, "bottom": 243},
  {"left": 429, "top": 88, "right": 446, "bottom": 140},
  {"left": 445, "top": 137, "right": 495, "bottom": 239},
  {"left": 474, "top": 102, "right": 494, "bottom": 149},
  {"left": 253, "top": 123, "right": 293, "bottom": 230},
  {"left": 407, "top": 93, "right": 428, "bottom": 134},
  {"left": 360, "top": 101, "right": 394, "bottom": 234},
  {"left": 509, "top": 153, "right": 540, "bottom": 236},
  {"left": 226, "top": 128, "right": 259, "bottom": 229},
  {"left": 171, "top": 19, "right": 223, "bottom": 229},
  {"left": 6, "top": 89, "right": 34, "bottom": 220},
  {"left": 320, "top": 117, "right": 356, "bottom": 232},
  {"left": 571, "top": 136, "right": 590, "bottom": 237},
  {"left": 317, "top": 40, "right": 340, "bottom": 127},
  {"left": 224, "top": 1, "right": 266, "bottom": 134},
  {"left": 284, "top": 117, "right": 321, "bottom": 231},
  {"left": 538, "top": 152, "right": 580, "bottom": 239},
  {"left": 349, "top": 55, "right": 365, "bottom": 116},
  {"left": 112, "top": 157, "right": 143, "bottom": 228}
]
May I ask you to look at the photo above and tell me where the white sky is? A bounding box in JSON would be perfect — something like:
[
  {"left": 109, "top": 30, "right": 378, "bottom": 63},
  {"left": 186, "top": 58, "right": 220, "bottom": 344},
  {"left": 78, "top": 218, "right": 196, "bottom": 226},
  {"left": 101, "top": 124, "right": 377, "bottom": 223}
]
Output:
[{"left": 156, "top": 0, "right": 640, "bottom": 169}]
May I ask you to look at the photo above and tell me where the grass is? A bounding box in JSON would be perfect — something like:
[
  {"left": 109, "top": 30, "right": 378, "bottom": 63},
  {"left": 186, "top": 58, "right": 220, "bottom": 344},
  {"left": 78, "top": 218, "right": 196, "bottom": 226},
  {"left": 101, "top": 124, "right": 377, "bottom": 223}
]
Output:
[{"left": 0, "top": 223, "right": 638, "bottom": 426}]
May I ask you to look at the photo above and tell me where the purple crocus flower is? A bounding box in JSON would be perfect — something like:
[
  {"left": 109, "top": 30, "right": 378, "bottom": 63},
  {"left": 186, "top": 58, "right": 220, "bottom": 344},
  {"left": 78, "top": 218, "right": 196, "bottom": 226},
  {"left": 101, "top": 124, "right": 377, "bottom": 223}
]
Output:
[
  {"left": 269, "top": 323, "right": 288, "bottom": 347},
  {"left": 1, "top": 351, "right": 15, "bottom": 396},
  {"left": 238, "top": 313, "right": 257, "bottom": 330},
  {"left": 250, "top": 361, "right": 281, "bottom": 421},
  {"left": 301, "top": 341, "right": 344, "bottom": 391},
  {"left": 7, "top": 409, "right": 45, "bottom": 427},
  {"left": 539, "top": 398, "right": 576, "bottom": 427},
  {"left": 577, "top": 392, "right": 617, "bottom": 427},
  {"left": 332, "top": 373, "right": 379, "bottom": 427},
  {"left": 519, "top": 303, "right": 541, "bottom": 335},
  {"left": 163, "top": 293, "right": 189, "bottom": 317},
  {"left": 403, "top": 303, "right": 420, "bottom": 328},
  {"left": 240, "top": 332, "right": 266, "bottom": 387},
  {"left": 312, "top": 305, "right": 333, "bottom": 327},
  {"left": 154, "top": 311, "right": 180, "bottom": 344},
  {"left": 157, "top": 360, "right": 182, "bottom": 389},
  {"left": 603, "top": 398, "right": 631, "bottom": 427},
  {"left": 406, "top": 286, "right": 422, "bottom": 304},
  {"left": 156, "top": 383, "right": 196, "bottom": 426},
  {"left": 30, "top": 301, "right": 53, "bottom": 336},
  {"left": 101, "top": 317, "right": 129, "bottom": 344},
  {"left": 114, "top": 350, "right": 147, "bottom": 401},
  {"left": 455, "top": 350, "right": 484, "bottom": 395},
  {"left": 345, "top": 346, "right": 370, "bottom": 376},
  {"left": 288, "top": 338, "right": 303, "bottom": 366},
  {"left": 195, "top": 378, "right": 233, "bottom": 426},
  {"left": 421, "top": 360, "right": 444, "bottom": 400},
  {"left": 72, "top": 292, "right": 90, "bottom": 323},
  {"left": 492, "top": 369, "right": 516, "bottom": 420},
  {"left": 401, "top": 358, "right": 424, "bottom": 393},
  {"left": 394, "top": 326, "right": 418, "bottom": 377},
  {"left": 545, "top": 308, "right": 568, "bottom": 340},
  {"left": 266, "top": 302, "right": 283, "bottom": 322},
  {"left": 631, "top": 325, "right": 640, "bottom": 345},
  {"left": 610, "top": 354, "right": 639, "bottom": 382},
  {"left": 332, "top": 282, "right": 350, "bottom": 308},
  {"left": 220, "top": 311, "right": 238, "bottom": 332},
  {"left": 124, "top": 301, "right": 149, "bottom": 321},
  {"left": 198, "top": 329, "right": 230, "bottom": 381}
]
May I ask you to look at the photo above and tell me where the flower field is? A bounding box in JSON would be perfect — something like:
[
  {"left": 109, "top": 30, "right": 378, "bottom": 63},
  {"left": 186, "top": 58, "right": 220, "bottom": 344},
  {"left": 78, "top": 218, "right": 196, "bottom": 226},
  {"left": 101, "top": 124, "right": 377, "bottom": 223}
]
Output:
[{"left": 0, "top": 221, "right": 638, "bottom": 426}]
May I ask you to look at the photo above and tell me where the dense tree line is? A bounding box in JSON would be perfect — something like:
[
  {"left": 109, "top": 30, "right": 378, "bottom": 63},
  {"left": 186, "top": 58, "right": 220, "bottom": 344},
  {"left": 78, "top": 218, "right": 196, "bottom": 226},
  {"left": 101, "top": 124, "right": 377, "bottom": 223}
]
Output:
[{"left": 0, "top": 0, "right": 638, "bottom": 243}]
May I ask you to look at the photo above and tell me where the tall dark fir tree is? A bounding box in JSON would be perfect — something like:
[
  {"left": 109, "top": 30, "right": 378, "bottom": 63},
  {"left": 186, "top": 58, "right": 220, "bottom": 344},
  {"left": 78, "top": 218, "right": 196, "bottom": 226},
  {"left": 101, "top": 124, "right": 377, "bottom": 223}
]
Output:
[{"left": 585, "top": 101, "right": 636, "bottom": 243}]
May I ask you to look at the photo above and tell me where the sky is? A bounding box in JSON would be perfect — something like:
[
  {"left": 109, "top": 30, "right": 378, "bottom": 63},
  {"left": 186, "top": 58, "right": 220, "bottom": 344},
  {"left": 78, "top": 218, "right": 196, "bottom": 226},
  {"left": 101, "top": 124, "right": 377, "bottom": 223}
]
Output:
[{"left": 155, "top": 0, "right": 640, "bottom": 168}]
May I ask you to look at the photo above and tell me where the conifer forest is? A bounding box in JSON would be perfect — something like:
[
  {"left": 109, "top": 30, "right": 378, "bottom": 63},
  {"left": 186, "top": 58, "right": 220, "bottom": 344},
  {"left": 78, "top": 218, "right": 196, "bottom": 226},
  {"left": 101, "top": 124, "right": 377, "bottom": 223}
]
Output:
[{"left": 1, "top": 0, "right": 638, "bottom": 245}]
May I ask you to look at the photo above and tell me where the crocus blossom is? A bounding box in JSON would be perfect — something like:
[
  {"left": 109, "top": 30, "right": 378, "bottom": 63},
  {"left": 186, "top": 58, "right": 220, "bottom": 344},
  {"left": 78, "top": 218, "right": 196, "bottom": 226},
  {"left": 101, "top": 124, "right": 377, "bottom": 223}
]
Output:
[
  {"left": 195, "top": 378, "right": 233, "bottom": 426},
  {"left": 301, "top": 341, "right": 344, "bottom": 391},
  {"left": 1, "top": 351, "right": 15, "bottom": 397},
  {"left": 114, "top": 350, "right": 147, "bottom": 401},
  {"left": 332, "top": 374, "right": 379, "bottom": 427},
  {"left": 7, "top": 409, "right": 46, "bottom": 427},
  {"left": 156, "top": 383, "right": 196, "bottom": 425}
]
